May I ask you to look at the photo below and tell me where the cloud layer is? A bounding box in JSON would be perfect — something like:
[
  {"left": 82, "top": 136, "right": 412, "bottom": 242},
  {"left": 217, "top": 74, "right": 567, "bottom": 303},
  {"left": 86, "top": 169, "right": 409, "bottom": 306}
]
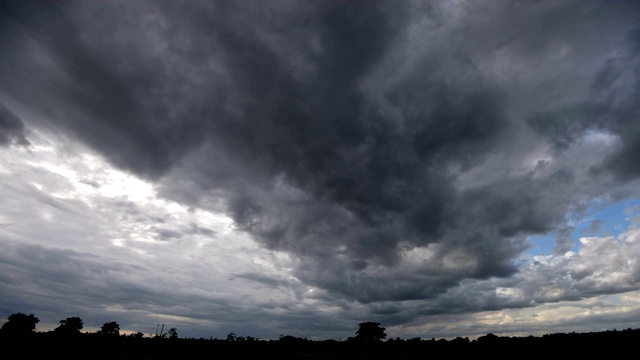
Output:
[{"left": 1, "top": 0, "right": 640, "bottom": 339}]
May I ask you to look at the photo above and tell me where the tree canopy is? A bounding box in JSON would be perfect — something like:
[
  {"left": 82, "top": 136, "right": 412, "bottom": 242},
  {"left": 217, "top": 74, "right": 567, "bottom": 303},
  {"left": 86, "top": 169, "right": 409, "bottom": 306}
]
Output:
[
  {"left": 98, "top": 321, "right": 120, "bottom": 336},
  {"left": 54, "top": 316, "right": 84, "bottom": 335},
  {"left": 355, "top": 322, "right": 387, "bottom": 342},
  {"left": 0, "top": 313, "right": 39, "bottom": 336}
]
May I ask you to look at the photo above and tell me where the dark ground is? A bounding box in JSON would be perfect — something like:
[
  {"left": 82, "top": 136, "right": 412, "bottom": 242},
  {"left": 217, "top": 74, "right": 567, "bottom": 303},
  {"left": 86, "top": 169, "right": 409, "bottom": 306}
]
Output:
[{"left": 3, "top": 328, "right": 638, "bottom": 359}]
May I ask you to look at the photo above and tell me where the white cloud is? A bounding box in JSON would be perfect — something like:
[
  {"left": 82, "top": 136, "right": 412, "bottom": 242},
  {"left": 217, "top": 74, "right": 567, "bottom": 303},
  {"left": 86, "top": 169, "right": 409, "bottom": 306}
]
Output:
[{"left": 0, "top": 129, "right": 315, "bottom": 338}]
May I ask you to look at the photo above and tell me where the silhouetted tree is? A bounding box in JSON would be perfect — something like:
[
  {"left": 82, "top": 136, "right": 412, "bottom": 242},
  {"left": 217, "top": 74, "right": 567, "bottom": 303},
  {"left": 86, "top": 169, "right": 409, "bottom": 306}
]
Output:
[
  {"left": 167, "top": 327, "right": 178, "bottom": 339},
  {"left": 127, "top": 331, "right": 144, "bottom": 339},
  {"left": 0, "top": 313, "right": 39, "bottom": 336},
  {"left": 54, "top": 317, "right": 83, "bottom": 335},
  {"left": 97, "top": 321, "right": 120, "bottom": 336},
  {"left": 354, "top": 322, "right": 386, "bottom": 342},
  {"left": 226, "top": 332, "right": 237, "bottom": 341},
  {"left": 477, "top": 333, "right": 499, "bottom": 344}
]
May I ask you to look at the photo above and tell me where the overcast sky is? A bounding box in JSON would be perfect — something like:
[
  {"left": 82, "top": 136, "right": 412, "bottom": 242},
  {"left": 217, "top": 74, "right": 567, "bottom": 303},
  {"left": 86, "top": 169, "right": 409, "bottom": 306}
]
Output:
[{"left": 2, "top": 0, "right": 640, "bottom": 341}]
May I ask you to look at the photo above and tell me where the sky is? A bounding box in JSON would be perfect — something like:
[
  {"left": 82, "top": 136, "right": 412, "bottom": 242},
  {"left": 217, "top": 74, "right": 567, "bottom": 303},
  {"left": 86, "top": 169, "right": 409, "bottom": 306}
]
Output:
[{"left": 1, "top": 0, "right": 640, "bottom": 341}]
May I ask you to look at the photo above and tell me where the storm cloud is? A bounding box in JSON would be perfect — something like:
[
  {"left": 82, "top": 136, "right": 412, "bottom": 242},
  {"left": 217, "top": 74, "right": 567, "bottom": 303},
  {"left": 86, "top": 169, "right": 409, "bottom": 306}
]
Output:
[
  {"left": 1, "top": 0, "right": 640, "bottom": 339},
  {"left": 0, "top": 102, "right": 28, "bottom": 146}
]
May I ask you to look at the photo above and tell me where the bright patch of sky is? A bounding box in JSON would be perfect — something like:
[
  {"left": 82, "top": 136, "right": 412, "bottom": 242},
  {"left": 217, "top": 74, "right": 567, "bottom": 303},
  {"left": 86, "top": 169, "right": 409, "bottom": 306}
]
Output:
[
  {"left": 574, "top": 198, "right": 640, "bottom": 238},
  {"left": 0, "top": 128, "right": 299, "bottom": 298},
  {"left": 526, "top": 198, "right": 640, "bottom": 257},
  {"left": 524, "top": 127, "right": 637, "bottom": 258}
]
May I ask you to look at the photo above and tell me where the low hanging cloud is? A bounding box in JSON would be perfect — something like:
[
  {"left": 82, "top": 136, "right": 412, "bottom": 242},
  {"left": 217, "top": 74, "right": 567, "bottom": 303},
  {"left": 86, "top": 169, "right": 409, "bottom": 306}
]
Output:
[
  {"left": 0, "top": 103, "right": 29, "bottom": 146},
  {"left": 1, "top": 0, "right": 640, "bottom": 313}
]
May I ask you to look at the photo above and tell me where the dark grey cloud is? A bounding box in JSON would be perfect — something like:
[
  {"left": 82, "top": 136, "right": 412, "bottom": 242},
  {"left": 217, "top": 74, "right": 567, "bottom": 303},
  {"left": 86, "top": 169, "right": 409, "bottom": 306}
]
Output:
[
  {"left": 2, "top": 0, "right": 640, "bottom": 314},
  {"left": 233, "top": 272, "right": 291, "bottom": 290},
  {"left": 0, "top": 102, "right": 28, "bottom": 146},
  {"left": 188, "top": 223, "right": 217, "bottom": 237},
  {"left": 156, "top": 228, "right": 182, "bottom": 240},
  {"left": 0, "top": 240, "right": 272, "bottom": 338},
  {"left": 528, "top": 18, "right": 640, "bottom": 181},
  {"left": 0, "top": 0, "right": 207, "bottom": 178}
]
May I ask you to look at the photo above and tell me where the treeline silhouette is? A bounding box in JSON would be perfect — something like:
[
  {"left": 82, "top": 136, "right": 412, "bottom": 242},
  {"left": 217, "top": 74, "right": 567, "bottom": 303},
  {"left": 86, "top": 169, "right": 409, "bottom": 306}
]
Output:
[{"left": 1, "top": 312, "right": 638, "bottom": 359}]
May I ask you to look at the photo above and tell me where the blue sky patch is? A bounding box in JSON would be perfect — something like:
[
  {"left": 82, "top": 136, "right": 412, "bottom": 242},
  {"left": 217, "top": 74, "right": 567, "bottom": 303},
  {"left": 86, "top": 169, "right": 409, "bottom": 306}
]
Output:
[{"left": 526, "top": 198, "right": 640, "bottom": 256}]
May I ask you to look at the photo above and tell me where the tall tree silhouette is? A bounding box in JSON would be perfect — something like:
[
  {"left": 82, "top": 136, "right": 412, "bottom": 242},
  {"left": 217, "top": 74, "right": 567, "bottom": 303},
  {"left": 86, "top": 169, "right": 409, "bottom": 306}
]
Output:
[
  {"left": 355, "top": 322, "right": 387, "bottom": 342},
  {"left": 0, "top": 313, "right": 39, "bottom": 336}
]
